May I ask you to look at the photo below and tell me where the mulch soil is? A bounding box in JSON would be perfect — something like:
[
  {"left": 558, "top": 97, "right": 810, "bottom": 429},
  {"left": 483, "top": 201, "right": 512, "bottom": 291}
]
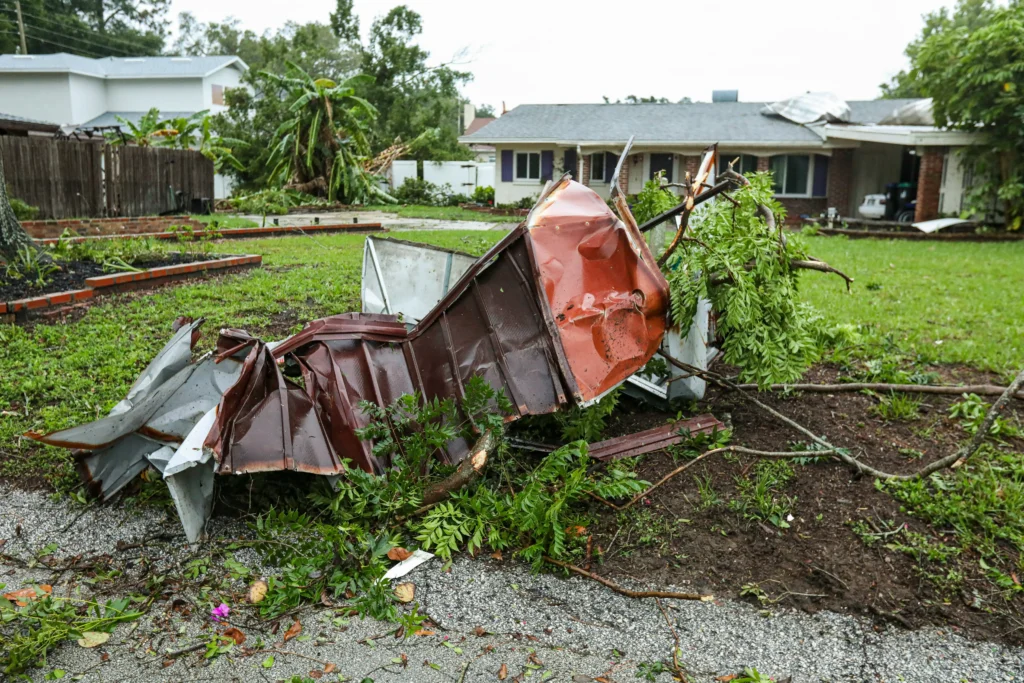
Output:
[
  {"left": 0, "top": 254, "right": 210, "bottom": 302},
  {"left": 586, "top": 364, "right": 1024, "bottom": 646}
]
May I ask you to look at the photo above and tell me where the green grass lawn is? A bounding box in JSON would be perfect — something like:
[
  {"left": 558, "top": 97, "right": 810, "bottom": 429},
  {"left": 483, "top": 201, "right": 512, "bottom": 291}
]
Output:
[
  {"left": 1, "top": 230, "right": 1022, "bottom": 485},
  {"left": 802, "top": 235, "right": 1024, "bottom": 377},
  {"left": 361, "top": 204, "right": 522, "bottom": 223}
]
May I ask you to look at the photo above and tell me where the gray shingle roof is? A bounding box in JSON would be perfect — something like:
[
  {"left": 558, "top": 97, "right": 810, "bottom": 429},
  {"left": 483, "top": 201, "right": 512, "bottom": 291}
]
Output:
[
  {"left": 0, "top": 53, "right": 246, "bottom": 78},
  {"left": 461, "top": 99, "right": 924, "bottom": 145},
  {"left": 82, "top": 111, "right": 199, "bottom": 128},
  {"left": 0, "top": 111, "right": 57, "bottom": 125}
]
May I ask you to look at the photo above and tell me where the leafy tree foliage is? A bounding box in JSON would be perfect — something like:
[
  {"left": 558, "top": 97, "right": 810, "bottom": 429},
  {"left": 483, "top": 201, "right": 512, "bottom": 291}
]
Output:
[
  {"left": 475, "top": 104, "right": 496, "bottom": 118},
  {"left": 905, "top": 0, "right": 1024, "bottom": 226},
  {"left": 636, "top": 173, "right": 828, "bottom": 386},
  {"left": 880, "top": 0, "right": 996, "bottom": 99},
  {"left": 602, "top": 95, "right": 671, "bottom": 104},
  {"left": 329, "top": 0, "right": 360, "bottom": 43},
  {"left": 0, "top": 0, "right": 167, "bottom": 56},
  {"left": 357, "top": 5, "right": 473, "bottom": 161}
]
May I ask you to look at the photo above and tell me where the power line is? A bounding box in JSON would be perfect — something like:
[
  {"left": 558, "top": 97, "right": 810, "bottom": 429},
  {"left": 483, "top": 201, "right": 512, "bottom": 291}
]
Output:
[
  {"left": 0, "top": 29, "right": 107, "bottom": 58},
  {"left": 0, "top": 3, "right": 162, "bottom": 55},
  {"left": 17, "top": 20, "right": 139, "bottom": 57}
]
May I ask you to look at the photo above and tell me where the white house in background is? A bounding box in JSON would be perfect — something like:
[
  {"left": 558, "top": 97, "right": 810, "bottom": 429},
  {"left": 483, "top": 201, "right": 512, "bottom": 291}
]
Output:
[
  {"left": 0, "top": 53, "right": 246, "bottom": 127},
  {"left": 0, "top": 53, "right": 248, "bottom": 198}
]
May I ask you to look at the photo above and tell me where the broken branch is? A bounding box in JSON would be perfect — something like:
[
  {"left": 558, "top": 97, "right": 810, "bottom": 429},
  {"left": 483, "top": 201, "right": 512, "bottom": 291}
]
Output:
[
  {"left": 731, "top": 381, "right": 1024, "bottom": 401},
  {"left": 660, "top": 353, "right": 1024, "bottom": 482},
  {"left": 612, "top": 445, "right": 837, "bottom": 512},
  {"left": 544, "top": 556, "right": 712, "bottom": 601},
  {"left": 420, "top": 430, "right": 494, "bottom": 506}
]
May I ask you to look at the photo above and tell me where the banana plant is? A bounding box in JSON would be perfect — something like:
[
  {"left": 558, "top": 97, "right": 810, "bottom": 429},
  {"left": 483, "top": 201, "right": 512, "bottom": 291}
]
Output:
[
  {"left": 263, "top": 62, "right": 392, "bottom": 204},
  {"left": 106, "top": 108, "right": 168, "bottom": 147}
]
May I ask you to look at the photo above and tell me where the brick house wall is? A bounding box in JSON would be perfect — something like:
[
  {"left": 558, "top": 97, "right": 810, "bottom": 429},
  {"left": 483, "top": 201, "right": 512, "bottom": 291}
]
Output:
[
  {"left": 616, "top": 154, "right": 630, "bottom": 195},
  {"left": 581, "top": 154, "right": 591, "bottom": 188},
  {"left": 777, "top": 198, "right": 828, "bottom": 220},
  {"left": 826, "top": 149, "right": 854, "bottom": 216},
  {"left": 756, "top": 156, "right": 770, "bottom": 172},
  {"left": 915, "top": 147, "right": 945, "bottom": 222}
]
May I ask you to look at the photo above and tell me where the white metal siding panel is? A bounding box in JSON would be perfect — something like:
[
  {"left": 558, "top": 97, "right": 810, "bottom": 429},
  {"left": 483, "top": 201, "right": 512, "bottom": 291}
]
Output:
[
  {"left": 68, "top": 74, "right": 107, "bottom": 124},
  {"left": 0, "top": 73, "right": 73, "bottom": 124},
  {"left": 106, "top": 79, "right": 203, "bottom": 113}
]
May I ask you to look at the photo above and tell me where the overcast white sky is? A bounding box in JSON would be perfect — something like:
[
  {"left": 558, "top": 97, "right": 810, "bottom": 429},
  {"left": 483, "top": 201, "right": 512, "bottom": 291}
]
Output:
[{"left": 168, "top": 0, "right": 955, "bottom": 108}]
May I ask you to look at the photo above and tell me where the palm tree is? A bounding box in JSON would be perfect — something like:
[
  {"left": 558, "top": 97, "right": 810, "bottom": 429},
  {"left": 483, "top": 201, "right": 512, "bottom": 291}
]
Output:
[{"left": 264, "top": 62, "right": 391, "bottom": 204}]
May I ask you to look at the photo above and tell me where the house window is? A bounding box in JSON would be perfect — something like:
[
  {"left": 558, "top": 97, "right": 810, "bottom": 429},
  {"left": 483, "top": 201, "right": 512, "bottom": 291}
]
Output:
[
  {"left": 649, "top": 153, "right": 673, "bottom": 183},
  {"left": 212, "top": 84, "right": 225, "bottom": 105},
  {"left": 770, "top": 154, "right": 813, "bottom": 196},
  {"left": 590, "top": 153, "right": 606, "bottom": 182},
  {"left": 516, "top": 152, "right": 540, "bottom": 180}
]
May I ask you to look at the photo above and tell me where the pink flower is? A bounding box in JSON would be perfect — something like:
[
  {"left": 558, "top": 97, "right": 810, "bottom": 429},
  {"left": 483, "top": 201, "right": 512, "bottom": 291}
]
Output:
[{"left": 210, "top": 603, "right": 230, "bottom": 622}]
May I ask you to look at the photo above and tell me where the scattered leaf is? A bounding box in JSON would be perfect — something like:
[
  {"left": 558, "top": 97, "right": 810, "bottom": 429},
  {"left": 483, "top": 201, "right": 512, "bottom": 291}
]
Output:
[
  {"left": 248, "top": 579, "right": 268, "bottom": 604},
  {"left": 387, "top": 547, "right": 413, "bottom": 562},
  {"left": 283, "top": 619, "right": 302, "bottom": 642},
  {"left": 309, "top": 670, "right": 323, "bottom": 680},
  {"left": 491, "top": 550, "right": 503, "bottom": 561},
  {"left": 77, "top": 632, "right": 110, "bottom": 648},
  {"left": 394, "top": 583, "right": 415, "bottom": 603},
  {"left": 324, "top": 663, "right": 337, "bottom": 673},
  {"left": 413, "top": 629, "right": 435, "bottom": 636},
  {"left": 222, "top": 627, "right": 246, "bottom": 645},
  {"left": 474, "top": 626, "right": 487, "bottom": 637},
  {"left": 565, "top": 525, "right": 587, "bottom": 537},
  {"left": 498, "top": 662, "right": 508, "bottom": 680},
  {"left": 262, "top": 655, "right": 275, "bottom": 668},
  {"left": 161, "top": 660, "right": 174, "bottom": 668},
  {"left": 716, "top": 676, "right": 738, "bottom": 682},
  {"left": 528, "top": 652, "right": 543, "bottom": 666},
  {"left": 4, "top": 584, "right": 52, "bottom": 606}
]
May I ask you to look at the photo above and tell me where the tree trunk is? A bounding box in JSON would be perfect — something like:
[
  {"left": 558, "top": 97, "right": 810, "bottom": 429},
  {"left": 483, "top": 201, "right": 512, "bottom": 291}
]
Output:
[{"left": 0, "top": 153, "right": 38, "bottom": 262}]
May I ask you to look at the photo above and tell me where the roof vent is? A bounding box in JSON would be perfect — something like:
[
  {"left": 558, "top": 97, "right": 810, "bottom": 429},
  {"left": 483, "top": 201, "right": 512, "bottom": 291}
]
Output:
[
  {"left": 124, "top": 58, "right": 145, "bottom": 62},
  {"left": 170, "top": 57, "right": 192, "bottom": 62},
  {"left": 712, "top": 90, "right": 738, "bottom": 103},
  {"left": 12, "top": 55, "right": 34, "bottom": 59}
]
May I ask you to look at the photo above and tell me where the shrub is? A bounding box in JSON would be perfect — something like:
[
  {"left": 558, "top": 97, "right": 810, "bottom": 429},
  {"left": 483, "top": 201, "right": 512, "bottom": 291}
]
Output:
[
  {"left": 471, "top": 186, "right": 495, "bottom": 204},
  {"left": 392, "top": 177, "right": 438, "bottom": 205},
  {"left": 9, "top": 197, "right": 39, "bottom": 221}
]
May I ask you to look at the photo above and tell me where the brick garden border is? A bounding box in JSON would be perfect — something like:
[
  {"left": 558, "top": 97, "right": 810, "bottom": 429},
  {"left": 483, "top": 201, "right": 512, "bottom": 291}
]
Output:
[
  {"left": 2, "top": 254, "right": 262, "bottom": 323},
  {"left": 34, "top": 222, "right": 384, "bottom": 246}
]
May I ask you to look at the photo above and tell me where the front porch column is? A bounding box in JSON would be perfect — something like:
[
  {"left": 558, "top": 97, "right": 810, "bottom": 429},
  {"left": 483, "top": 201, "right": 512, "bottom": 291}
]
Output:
[
  {"left": 756, "top": 156, "right": 771, "bottom": 172},
  {"left": 915, "top": 148, "right": 945, "bottom": 222}
]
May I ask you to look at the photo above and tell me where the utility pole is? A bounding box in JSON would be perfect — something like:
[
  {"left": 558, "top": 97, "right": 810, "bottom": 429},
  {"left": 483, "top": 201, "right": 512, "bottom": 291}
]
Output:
[{"left": 14, "top": 0, "right": 28, "bottom": 54}]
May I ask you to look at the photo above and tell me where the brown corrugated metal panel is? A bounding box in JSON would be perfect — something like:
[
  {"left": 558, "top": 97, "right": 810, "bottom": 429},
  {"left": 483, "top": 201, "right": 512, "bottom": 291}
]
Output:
[
  {"left": 204, "top": 177, "right": 673, "bottom": 477},
  {"left": 586, "top": 414, "right": 725, "bottom": 462}
]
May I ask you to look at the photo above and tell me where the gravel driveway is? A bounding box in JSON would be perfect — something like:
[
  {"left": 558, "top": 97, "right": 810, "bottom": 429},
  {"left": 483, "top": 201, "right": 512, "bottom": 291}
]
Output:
[{"left": 1, "top": 486, "right": 1021, "bottom": 682}]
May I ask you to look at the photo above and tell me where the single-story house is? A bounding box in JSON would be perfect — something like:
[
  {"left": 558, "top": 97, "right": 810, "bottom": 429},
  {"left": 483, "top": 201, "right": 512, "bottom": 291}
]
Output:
[
  {"left": 0, "top": 112, "right": 59, "bottom": 136},
  {"left": 458, "top": 94, "right": 979, "bottom": 222}
]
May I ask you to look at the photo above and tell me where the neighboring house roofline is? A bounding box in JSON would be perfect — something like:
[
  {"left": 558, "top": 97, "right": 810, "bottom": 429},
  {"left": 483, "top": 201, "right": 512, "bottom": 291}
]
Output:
[
  {"left": 822, "top": 124, "right": 977, "bottom": 147},
  {"left": 0, "top": 54, "right": 248, "bottom": 79}
]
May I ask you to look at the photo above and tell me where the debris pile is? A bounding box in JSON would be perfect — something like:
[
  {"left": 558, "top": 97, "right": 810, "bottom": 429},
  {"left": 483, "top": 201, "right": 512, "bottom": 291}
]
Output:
[{"left": 29, "top": 176, "right": 683, "bottom": 540}]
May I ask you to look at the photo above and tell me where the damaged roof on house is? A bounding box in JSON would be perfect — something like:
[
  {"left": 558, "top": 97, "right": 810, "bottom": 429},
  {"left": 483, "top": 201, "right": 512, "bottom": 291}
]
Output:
[{"left": 459, "top": 99, "right": 925, "bottom": 145}]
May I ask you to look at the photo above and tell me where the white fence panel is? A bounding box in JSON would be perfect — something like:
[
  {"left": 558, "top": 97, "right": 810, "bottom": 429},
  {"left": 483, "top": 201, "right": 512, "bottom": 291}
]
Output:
[
  {"left": 389, "top": 160, "right": 497, "bottom": 195},
  {"left": 391, "top": 160, "right": 418, "bottom": 189},
  {"left": 476, "top": 163, "right": 495, "bottom": 190}
]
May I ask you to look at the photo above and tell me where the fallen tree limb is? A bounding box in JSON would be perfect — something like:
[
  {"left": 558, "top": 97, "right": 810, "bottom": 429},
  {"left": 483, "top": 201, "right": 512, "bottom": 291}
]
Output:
[
  {"left": 732, "top": 382, "right": 1024, "bottom": 401},
  {"left": 660, "top": 353, "right": 1024, "bottom": 481},
  {"left": 599, "top": 446, "right": 837, "bottom": 512},
  {"left": 420, "top": 430, "right": 494, "bottom": 506},
  {"left": 708, "top": 258, "right": 854, "bottom": 289},
  {"left": 544, "top": 556, "right": 712, "bottom": 601}
]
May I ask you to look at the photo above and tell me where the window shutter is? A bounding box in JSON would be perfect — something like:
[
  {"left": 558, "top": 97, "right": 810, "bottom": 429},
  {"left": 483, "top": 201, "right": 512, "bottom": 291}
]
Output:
[
  {"left": 541, "top": 150, "right": 554, "bottom": 181},
  {"left": 563, "top": 149, "right": 578, "bottom": 180},
  {"left": 605, "top": 153, "right": 619, "bottom": 182},
  {"left": 812, "top": 154, "right": 829, "bottom": 197},
  {"left": 501, "top": 150, "right": 513, "bottom": 182}
]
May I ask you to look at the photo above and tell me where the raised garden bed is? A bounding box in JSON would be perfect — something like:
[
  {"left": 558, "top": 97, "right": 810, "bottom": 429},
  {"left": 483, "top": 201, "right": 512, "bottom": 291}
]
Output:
[
  {"left": 458, "top": 203, "right": 529, "bottom": 216},
  {"left": 33, "top": 222, "right": 384, "bottom": 246},
  {"left": 1, "top": 253, "right": 262, "bottom": 322}
]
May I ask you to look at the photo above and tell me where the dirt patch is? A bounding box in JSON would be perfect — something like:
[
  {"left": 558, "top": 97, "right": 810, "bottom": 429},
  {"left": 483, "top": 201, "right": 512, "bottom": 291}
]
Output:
[
  {"left": 587, "top": 364, "right": 1024, "bottom": 645},
  {"left": 1, "top": 253, "right": 209, "bottom": 301}
]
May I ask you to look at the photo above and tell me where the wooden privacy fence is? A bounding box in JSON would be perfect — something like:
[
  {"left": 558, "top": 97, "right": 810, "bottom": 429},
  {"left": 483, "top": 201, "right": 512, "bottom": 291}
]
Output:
[{"left": 0, "top": 137, "right": 214, "bottom": 219}]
